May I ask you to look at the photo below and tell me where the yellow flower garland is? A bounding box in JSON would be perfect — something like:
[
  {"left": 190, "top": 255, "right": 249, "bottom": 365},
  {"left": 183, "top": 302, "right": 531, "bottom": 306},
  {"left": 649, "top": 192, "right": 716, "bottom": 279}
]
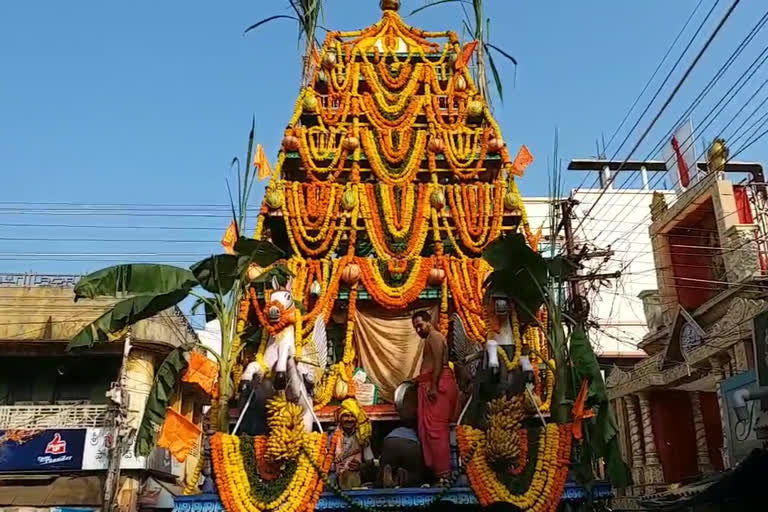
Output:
[{"left": 459, "top": 423, "right": 571, "bottom": 512}]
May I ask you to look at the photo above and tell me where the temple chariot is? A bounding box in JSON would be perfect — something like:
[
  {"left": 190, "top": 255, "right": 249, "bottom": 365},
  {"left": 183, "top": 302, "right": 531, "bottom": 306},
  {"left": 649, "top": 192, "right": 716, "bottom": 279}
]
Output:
[{"left": 179, "top": 1, "right": 615, "bottom": 510}]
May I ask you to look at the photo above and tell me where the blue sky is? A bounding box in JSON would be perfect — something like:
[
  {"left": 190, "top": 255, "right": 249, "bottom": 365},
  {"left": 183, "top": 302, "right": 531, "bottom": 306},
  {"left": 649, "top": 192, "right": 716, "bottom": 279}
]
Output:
[{"left": 1, "top": 0, "right": 766, "bottom": 280}]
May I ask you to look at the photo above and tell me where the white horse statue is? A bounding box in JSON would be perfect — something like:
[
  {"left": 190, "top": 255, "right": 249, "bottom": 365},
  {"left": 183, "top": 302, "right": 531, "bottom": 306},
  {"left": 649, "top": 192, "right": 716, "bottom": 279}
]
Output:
[
  {"left": 453, "top": 297, "right": 535, "bottom": 425},
  {"left": 241, "top": 276, "right": 327, "bottom": 433}
]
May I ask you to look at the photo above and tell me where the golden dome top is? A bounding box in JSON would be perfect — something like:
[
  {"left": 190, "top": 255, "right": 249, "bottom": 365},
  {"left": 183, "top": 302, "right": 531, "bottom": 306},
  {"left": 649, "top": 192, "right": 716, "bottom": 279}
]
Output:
[{"left": 380, "top": 0, "right": 401, "bottom": 12}]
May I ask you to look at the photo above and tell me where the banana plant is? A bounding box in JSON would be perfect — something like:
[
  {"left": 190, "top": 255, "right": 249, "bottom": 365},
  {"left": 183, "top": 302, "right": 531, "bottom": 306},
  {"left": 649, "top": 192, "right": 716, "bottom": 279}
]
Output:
[
  {"left": 245, "top": 0, "right": 325, "bottom": 85},
  {"left": 67, "top": 127, "right": 288, "bottom": 451},
  {"left": 482, "top": 233, "right": 631, "bottom": 488},
  {"left": 411, "top": 0, "right": 518, "bottom": 103}
]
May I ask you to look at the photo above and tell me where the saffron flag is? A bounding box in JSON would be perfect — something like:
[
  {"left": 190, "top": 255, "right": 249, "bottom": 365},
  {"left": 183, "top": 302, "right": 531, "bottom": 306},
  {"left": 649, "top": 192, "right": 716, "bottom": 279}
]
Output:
[
  {"left": 510, "top": 145, "right": 534, "bottom": 176},
  {"left": 221, "top": 220, "right": 238, "bottom": 255},
  {"left": 458, "top": 40, "right": 479, "bottom": 69},
  {"left": 182, "top": 351, "right": 219, "bottom": 396},
  {"left": 662, "top": 119, "right": 697, "bottom": 190},
  {"left": 254, "top": 143, "right": 273, "bottom": 181},
  {"left": 157, "top": 408, "right": 202, "bottom": 463}
]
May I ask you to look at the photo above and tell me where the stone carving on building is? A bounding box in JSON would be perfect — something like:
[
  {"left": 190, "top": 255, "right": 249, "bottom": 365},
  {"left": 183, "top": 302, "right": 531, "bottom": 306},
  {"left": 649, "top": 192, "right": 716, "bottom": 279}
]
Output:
[
  {"left": 723, "top": 225, "right": 762, "bottom": 283},
  {"left": 650, "top": 192, "right": 668, "bottom": 221},
  {"left": 623, "top": 396, "right": 646, "bottom": 489},
  {"left": 689, "top": 392, "right": 714, "bottom": 474},
  {"left": 637, "top": 392, "right": 664, "bottom": 486},
  {"left": 639, "top": 290, "right": 667, "bottom": 332},
  {"left": 688, "top": 298, "right": 768, "bottom": 363}
]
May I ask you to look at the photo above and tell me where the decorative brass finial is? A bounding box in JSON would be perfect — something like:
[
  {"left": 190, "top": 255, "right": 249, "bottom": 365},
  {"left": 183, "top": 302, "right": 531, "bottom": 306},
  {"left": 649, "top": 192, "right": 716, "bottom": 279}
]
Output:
[
  {"left": 380, "top": 0, "right": 401, "bottom": 12},
  {"left": 707, "top": 138, "right": 729, "bottom": 174}
]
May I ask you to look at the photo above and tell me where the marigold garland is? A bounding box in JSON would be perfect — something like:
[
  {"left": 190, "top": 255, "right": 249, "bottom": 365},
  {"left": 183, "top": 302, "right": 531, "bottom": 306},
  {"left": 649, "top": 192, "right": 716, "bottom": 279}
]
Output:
[
  {"left": 445, "top": 181, "right": 505, "bottom": 253},
  {"left": 358, "top": 182, "right": 431, "bottom": 259},
  {"left": 211, "top": 430, "right": 335, "bottom": 512},
  {"left": 360, "top": 127, "right": 426, "bottom": 185},
  {"left": 457, "top": 423, "right": 573, "bottom": 512},
  {"left": 356, "top": 256, "right": 433, "bottom": 309}
]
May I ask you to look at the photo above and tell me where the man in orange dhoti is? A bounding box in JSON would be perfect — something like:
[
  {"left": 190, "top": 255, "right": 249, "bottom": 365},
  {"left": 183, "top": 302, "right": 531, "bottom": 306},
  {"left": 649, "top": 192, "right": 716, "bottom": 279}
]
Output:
[{"left": 411, "top": 310, "right": 458, "bottom": 483}]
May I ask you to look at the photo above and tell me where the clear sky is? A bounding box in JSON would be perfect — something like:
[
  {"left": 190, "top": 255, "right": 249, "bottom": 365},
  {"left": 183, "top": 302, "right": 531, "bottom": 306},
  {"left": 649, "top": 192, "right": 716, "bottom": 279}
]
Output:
[{"left": 1, "top": 0, "right": 767, "bottom": 279}]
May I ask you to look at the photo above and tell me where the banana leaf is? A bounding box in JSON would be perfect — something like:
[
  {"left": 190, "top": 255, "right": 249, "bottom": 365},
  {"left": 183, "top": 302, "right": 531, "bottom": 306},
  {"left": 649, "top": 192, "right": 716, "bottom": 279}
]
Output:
[
  {"left": 190, "top": 255, "right": 239, "bottom": 294},
  {"left": 74, "top": 264, "right": 196, "bottom": 301},
  {"left": 482, "top": 233, "right": 547, "bottom": 321},
  {"left": 250, "top": 264, "right": 294, "bottom": 287},
  {"left": 234, "top": 237, "right": 286, "bottom": 275},
  {"left": 570, "top": 326, "right": 632, "bottom": 488},
  {"left": 67, "top": 289, "right": 191, "bottom": 350},
  {"left": 191, "top": 297, "right": 217, "bottom": 323},
  {"left": 136, "top": 348, "right": 189, "bottom": 457}
]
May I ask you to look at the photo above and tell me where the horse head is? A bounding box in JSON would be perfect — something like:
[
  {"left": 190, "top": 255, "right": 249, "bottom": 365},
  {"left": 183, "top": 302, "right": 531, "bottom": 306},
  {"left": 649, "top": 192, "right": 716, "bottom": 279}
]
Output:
[{"left": 267, "top": 276, "right": 296, "bottom": 390}]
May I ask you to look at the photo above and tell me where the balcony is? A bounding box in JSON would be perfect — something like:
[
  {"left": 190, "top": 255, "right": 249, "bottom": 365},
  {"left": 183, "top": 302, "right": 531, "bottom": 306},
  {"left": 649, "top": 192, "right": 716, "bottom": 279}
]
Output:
[{"left": 0, "top": 404, "right": 112, "bottom": 429}]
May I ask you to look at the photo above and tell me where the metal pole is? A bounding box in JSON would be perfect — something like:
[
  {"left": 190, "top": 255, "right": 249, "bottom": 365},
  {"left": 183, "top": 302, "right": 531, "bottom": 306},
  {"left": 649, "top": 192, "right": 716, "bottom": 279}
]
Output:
[{"left": 232, "top": 387, "right": 255, "bottom": 435}]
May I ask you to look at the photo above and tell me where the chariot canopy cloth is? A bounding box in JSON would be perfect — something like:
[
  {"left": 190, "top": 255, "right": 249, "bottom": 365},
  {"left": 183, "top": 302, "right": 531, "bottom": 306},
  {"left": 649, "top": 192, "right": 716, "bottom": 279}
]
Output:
[{"left": 353, "top": 305, "right": 437, "bottom": 402}]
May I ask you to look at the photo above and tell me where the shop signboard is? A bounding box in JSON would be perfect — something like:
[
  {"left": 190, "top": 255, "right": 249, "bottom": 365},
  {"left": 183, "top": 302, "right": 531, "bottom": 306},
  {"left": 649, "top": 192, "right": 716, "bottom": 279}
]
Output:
[
  {"left": 752, "top": 310, "right": 768, "bottom": 408},
  {"left": 81, "top": 427, "right": 181, "bottom": 476},
  {"left": 0, "top": 429, "right": 85, "bottom": 472},
  {"left": 720, "top": 370, "right": 763, "bottom": 465}
]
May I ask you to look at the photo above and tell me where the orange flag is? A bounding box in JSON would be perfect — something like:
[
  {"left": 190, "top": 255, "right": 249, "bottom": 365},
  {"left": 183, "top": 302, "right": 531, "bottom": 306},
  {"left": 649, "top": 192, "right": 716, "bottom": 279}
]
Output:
[
  {"left": 511, "top": 145, "right": 534, "bottom": 177},
  {"left": 182, "top": 351, "right": 219, "bottom": 396},
  {"left": 221, "top": 220, "right": 238, "bottom": 255},
  {"left": 572, "top": 378, "right": 595, "bottom": 441},
  {"left": 254, "top": 144, "right": 273, "bottom": 180},
  {"left": 157, "top": 408, "right": 202, "bottom": 462},
  {"left": 526, "top": 224, "right": 544, "bottom": 253},
  {"left": 458, "top": 40, "right": 479, "bottom": 69}
]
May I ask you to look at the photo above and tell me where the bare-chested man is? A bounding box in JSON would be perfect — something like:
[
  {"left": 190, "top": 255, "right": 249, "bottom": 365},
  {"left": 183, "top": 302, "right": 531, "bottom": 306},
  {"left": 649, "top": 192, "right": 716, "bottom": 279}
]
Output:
[{"left": 412, "top": 310, "right": 458, "bottom": 482}]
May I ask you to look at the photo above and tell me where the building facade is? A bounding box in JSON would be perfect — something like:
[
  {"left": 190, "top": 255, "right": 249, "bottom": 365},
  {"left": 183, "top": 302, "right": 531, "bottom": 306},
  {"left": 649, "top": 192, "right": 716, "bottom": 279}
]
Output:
[
  {"left": 603, "top": 163, "right": 768, "bottom": 508},
  {"left": 0, "top": 273, "right": 204, "bottom": 512}
]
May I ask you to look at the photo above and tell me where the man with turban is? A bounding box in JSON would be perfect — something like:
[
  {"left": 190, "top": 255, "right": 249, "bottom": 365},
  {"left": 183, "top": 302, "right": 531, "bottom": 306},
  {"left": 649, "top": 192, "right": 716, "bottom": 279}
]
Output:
[{"left": 334, "top": 398, "right": 375, "bottom": 489}]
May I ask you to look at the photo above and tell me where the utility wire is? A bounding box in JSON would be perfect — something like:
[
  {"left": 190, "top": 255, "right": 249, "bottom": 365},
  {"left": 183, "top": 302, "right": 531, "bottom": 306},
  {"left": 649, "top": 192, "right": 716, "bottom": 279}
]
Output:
[{"left": 573, "top": 0, "right": 742, "bottom": 237}]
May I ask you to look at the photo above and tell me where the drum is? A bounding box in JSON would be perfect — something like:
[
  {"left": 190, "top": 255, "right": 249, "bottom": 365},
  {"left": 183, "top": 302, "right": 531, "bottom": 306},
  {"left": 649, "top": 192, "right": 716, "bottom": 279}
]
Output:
[{"left": 394, "top": 380, "right": 417, "bottom": 423}]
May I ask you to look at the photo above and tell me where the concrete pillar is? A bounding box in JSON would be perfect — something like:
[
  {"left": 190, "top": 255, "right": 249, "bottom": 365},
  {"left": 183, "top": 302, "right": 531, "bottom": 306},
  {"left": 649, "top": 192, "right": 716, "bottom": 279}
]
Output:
[
  {"left": 689, "top": 392, "right": 714, "bottom": 474},
  {"left": 732, "top": 340, "right": 750, "bottom": 374},
  {"left": 650, "top": 232, "right": 676, "bottom": 315},
  {"left": 711, "top": 179, "right": 739, "bottom": 249},
  {"left": 710, "top": 356, "right": 730, "bottom": 469},
  {"left": 622, "top": 395, "right": 645, "bottom": 490},
  {"left": 637, "top": 391, "right": 664, "bottom": 486},
  {"left": 124, "top": 349, "right": 155, "bottom": 432}
]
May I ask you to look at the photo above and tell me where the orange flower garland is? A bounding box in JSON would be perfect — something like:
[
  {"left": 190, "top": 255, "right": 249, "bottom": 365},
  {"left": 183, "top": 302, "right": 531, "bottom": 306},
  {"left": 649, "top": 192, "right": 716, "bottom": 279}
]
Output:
[
  {"left": 445, "top": 181, "right": 505, "bottom": 253},
  {"left": 356, "top": 256, "right": 433, "bottom": 309},
  {"left": 211, "top": 431, "right": 334, "bottom": 512},
  {"left": 358, "top": 182, "right": 431, "bottom": 259},
  {"left": 457, "top": 423, "right": 573, "bottom": 512},
  {"left": 360, "top": 127, "right": 426, "bottom": 185}
]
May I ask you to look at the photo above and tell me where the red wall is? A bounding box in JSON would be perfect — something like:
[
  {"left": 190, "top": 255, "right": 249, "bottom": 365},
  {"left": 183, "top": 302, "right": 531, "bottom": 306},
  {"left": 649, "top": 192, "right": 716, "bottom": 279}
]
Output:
[
  {"left": 667, "top": 199, "right": 722, "bottom": 310},
  {"left": 650, "top": 391, "right": 698, "bottom": 483},
  {"left": 699, "top": 391, "right": 725, "bottom": 471}
]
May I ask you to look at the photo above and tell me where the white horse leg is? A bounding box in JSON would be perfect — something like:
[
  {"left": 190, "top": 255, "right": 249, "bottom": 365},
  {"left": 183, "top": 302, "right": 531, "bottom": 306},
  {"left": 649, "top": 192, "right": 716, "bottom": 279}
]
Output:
[
  {"left": 286, "top": 357, "right": 316, "bottom": 433},
  {"left": 299, "top": 385, "right": 323, "bottom": 433}
]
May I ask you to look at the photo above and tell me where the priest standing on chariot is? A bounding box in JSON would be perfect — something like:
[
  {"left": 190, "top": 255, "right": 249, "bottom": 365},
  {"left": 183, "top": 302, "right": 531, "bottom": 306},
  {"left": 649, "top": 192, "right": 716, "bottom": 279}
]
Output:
[{"left": 411, "top": 310, "right": 458, "bottom": 483}]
